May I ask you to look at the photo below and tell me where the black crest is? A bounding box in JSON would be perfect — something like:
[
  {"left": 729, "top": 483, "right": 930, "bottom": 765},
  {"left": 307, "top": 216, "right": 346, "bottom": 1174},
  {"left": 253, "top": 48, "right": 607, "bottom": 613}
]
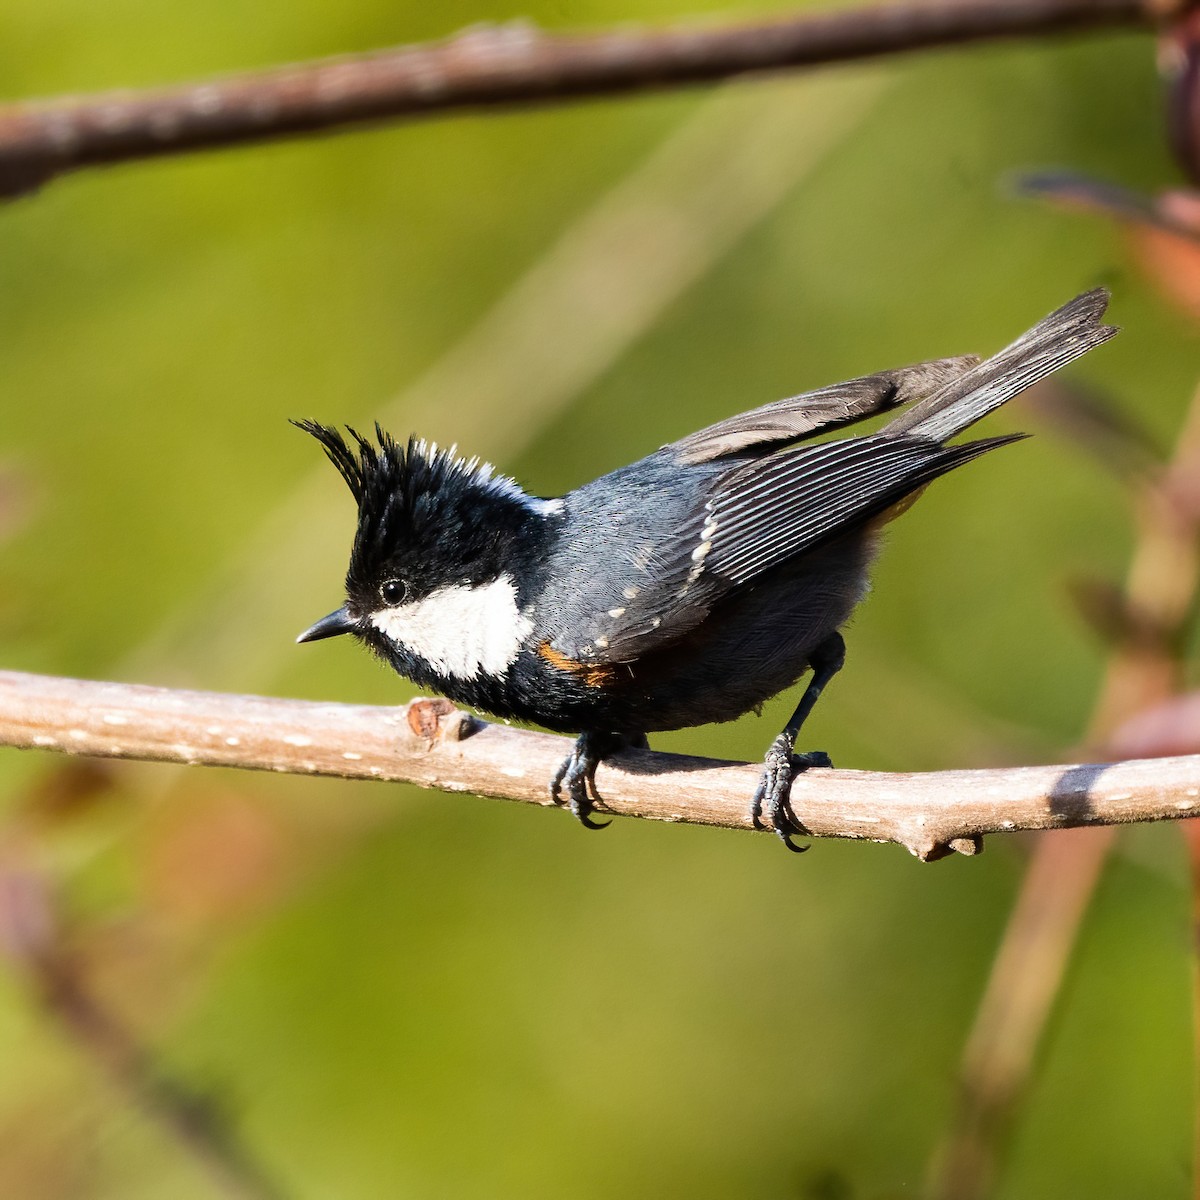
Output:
[
  {"left": 292, "top": 419, "right": 380, "bottom": 505},
  {"left": 293, "top": 420, "right": 545, "bottom": 601},
  {"left": 293, "top": 420, "right": 440, "bottom": 523}
]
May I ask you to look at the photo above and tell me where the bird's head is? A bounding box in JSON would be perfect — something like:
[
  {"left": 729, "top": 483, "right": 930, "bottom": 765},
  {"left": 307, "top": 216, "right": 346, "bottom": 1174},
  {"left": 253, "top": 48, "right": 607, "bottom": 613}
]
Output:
[{"left": 293, "top": 421, "right": 560, "bottom": 682}]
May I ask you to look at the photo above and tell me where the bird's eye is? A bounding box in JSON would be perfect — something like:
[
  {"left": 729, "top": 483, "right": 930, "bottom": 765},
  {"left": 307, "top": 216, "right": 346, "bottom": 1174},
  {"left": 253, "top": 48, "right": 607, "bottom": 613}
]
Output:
[{"left": 379, "top": 579, "right": 407, "bottom": 606}]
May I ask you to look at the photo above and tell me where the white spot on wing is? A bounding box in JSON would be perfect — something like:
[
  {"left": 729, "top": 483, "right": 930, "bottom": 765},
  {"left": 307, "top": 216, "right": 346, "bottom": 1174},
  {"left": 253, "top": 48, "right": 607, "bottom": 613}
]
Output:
[
  {"left": 682, "top": 525, "right": 714, "bottom": 592},
  {"left": 370, "top": 574, "right": 533, "bottom": 680}
]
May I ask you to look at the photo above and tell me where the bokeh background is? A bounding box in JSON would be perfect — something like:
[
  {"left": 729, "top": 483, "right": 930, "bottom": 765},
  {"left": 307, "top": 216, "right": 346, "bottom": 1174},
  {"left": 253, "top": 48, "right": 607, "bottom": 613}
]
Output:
[{"left": 0, "top": 1, "right": 1197, "bottom": 1197}]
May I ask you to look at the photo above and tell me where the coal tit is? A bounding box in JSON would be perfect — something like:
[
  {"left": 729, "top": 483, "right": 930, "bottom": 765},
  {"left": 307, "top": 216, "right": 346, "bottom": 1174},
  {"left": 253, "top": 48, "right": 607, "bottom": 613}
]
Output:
[{"left": 296, "top": 290, "right": 1116, "bottom": 849}]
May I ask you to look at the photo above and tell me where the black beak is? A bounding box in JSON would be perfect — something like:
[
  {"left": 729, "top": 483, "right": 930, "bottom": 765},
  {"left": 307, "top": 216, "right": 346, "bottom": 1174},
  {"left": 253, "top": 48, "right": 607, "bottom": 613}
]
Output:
[{"left": 296, "top": 606, "right": 357, "bottom": 644}]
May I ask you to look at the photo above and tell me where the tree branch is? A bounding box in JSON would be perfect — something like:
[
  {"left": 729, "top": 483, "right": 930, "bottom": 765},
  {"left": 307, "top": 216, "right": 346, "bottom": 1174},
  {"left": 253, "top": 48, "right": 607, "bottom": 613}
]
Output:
[
  {"left": 0, "top": 867, "right": 284, "bottom": 1200},
  {"left": 927, "top": 373, "right": 1200, "bottom": 1197},
  {"left": 0, "top": 0, "right": 1187, "bottom": 198},
  {"left": 2, "top": 669, "right": 1200, "bottom": 861}
]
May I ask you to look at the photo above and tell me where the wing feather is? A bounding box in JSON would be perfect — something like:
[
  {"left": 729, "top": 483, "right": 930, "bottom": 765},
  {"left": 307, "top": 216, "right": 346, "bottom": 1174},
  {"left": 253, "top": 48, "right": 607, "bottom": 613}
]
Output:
[
  {"left": 544, "top": 433, "right": 1019, "bottom": 666},
  {"left": 540, "top": 292, "right": 1114, "bottom": 669},
  {"left": 668, "top": 357, "right": 979, "bottom": 465},
  {"left": 707, "top": 434, "right": 1019, "bottom": 585}
]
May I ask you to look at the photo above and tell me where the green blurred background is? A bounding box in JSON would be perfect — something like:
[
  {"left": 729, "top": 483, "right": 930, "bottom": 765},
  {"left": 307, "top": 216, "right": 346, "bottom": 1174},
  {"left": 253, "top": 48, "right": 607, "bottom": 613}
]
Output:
[{"left": 0, "top": 1, "right": 1196, "bottom": 1196}]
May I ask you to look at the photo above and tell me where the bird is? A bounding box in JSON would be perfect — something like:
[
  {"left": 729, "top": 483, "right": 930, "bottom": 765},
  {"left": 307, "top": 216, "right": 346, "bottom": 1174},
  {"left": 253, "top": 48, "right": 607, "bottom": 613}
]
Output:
[{"left": 295, "top": 289, "right": 1117, "bottom": 850}]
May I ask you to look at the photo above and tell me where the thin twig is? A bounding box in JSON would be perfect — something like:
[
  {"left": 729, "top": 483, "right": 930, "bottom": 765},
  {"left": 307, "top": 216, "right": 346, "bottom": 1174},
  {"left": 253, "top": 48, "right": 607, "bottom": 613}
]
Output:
[
  {"left": 927, "top": 378, "right": 1200, "bottom": 1198},
  {"left": 1, "top": 671, "right": 1200, "bottom": 861},
  {"left": 0, "top": 866, "right": 284, "bottom": 1200},
  {"left": 0, "top": 0, "right": 1187, "bottom": 198}
]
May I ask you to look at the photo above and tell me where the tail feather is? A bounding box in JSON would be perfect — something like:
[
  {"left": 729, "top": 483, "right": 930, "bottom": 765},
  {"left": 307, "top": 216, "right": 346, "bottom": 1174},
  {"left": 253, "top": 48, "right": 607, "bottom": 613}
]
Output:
[{"left": 884, "top": 289, "right": 1117, "bottom": 444}]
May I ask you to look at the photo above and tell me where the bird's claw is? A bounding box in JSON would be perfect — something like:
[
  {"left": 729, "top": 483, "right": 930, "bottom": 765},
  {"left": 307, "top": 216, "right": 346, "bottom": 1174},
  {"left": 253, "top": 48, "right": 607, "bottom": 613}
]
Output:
[
  {"left": 551, "top": 733, "right": 614, "bottom": 830},
  {"left": 749, "top": 737, "right": 832, "bottom": 853}
]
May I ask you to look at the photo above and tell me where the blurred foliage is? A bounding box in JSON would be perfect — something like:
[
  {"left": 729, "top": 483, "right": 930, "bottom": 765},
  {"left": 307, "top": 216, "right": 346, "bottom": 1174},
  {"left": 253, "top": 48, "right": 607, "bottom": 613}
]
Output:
[{"left": 0, "top": 1, "right": 1197, "bottom": 1198}]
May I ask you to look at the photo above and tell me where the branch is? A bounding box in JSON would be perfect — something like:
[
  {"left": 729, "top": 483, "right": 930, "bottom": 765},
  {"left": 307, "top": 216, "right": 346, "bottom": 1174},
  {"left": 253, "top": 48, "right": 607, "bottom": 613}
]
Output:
[
  {"left": 927, "top": 376, "right": 1200, "bottom": 1197},
  {"left": 0, "top": 867, "right": 283, "bottom": 1200},
  {"left": 0, "top": 0, "right": 1186, "bottom": 198},
  {"left": 2, "top": 670, "right": 1200, "bottom": 862}
]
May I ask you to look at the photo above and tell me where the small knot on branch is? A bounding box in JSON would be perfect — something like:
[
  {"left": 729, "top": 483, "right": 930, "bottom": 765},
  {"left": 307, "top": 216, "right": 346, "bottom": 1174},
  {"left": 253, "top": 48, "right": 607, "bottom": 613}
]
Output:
[{"left": 406, "top": 697, "right": 479, "bottom": 747}]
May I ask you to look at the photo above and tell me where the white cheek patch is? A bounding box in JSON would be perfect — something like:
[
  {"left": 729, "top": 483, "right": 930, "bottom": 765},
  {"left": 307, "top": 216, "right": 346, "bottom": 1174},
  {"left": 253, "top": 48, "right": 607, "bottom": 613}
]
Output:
[{"left": 369, "top": 574, "right": 533, "bottom": 681}]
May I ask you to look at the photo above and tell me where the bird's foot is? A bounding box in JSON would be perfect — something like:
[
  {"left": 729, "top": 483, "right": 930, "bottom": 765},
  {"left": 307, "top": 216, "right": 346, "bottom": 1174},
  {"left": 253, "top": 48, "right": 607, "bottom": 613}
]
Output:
[
  {"left": 749, "top": 736, "right": 832, "bottom": 853},
  {"left": 551, "top": 730, "right": 636, "bottom": 830}
]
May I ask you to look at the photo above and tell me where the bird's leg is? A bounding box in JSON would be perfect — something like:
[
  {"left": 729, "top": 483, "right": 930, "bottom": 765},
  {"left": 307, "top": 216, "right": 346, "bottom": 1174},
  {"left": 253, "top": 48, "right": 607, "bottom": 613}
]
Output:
[
  {"left": 551, "top": 730, "right": 647, "bottom": 830},
  {"left": 750, "top": 631, "right": 845, "bottom": 853}
]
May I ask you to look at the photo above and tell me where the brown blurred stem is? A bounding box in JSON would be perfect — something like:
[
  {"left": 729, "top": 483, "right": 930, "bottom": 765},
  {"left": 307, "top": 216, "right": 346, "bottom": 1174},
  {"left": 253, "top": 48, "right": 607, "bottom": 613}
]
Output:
[
  {"left": 928, "top": 381, "right": 1200, "bottom": 1199},
  {"left": 0, "top": 0, "right": 1189, "bottom": 199},
  {"left": 1, "top": 672, "right": 1200, "bottom": 861},
  {"left": 0, "top": 868, "right": 283, "bottom": 1200}
]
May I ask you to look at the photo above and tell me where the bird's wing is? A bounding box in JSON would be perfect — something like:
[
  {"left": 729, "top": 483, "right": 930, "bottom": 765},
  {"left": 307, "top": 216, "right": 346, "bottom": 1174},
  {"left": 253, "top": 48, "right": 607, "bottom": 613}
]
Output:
[
  {"left": 534, "top": 466, "right": 719, "bottom": 668},
  {"left": 541, "top": 294, "right": 1115, "bottom": 669},
  {"left": 667, "top": 356, "right": 979, "bottom": 465},
  {"left": 699, "top": 432, "right": 1018, "bottom": 587},
  {"left": 538, "top": 431, "right": 1015, "bottom": 668}
]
